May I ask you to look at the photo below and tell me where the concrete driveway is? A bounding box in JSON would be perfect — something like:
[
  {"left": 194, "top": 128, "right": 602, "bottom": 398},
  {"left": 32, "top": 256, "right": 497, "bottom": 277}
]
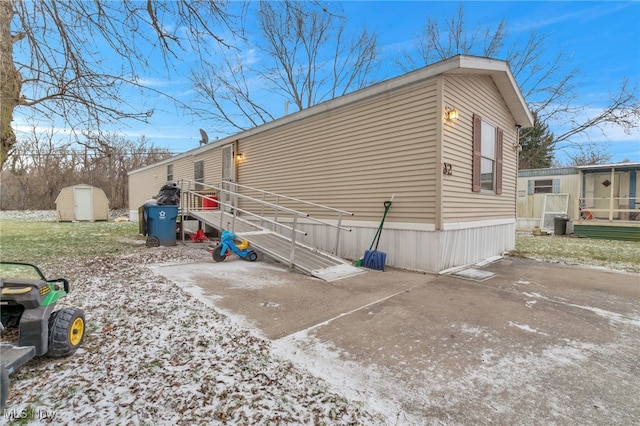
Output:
[{"left": 152, "top": 256, "right": 640, "bottom": 425}]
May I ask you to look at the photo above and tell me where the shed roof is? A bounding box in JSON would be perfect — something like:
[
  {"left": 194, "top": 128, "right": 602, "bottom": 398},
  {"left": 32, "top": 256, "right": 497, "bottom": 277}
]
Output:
[
  {"left": 54, "top": 183, "right": 107, "bottom": 204},
  {"left": 518, "top": 167, "right": 579, "bottom": 177},
  {"left": 130, "top": 55, "right": 534, "bottom": 175},
  {"left": 577, "top": 162, "right": 640, "bottom": 172}
]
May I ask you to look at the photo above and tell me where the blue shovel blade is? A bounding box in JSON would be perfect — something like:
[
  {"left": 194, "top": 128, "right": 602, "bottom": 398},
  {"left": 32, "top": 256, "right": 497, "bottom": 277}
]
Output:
[{"left": 363, "top": 250, "right": 386, "bottom": 271}]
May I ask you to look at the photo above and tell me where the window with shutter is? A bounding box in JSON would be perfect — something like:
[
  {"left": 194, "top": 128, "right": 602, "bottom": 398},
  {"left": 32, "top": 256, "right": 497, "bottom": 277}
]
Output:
[{"left": 472, "top": 114, "right": 503, "bottom": 193}]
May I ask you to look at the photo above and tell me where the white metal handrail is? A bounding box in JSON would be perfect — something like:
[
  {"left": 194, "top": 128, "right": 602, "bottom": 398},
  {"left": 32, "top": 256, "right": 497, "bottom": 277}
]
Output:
[
  {"left": 187, "top": 186, "right": 307, "bottom": 237},
  {"left": 179, "top": 179, "right": 311, "bottom": 267},
  {"left": 222, "top": 181, "right": 353, "bottom": 253},
  {"left": 178, "top": 179, "right": 353, "bottom": 255}
]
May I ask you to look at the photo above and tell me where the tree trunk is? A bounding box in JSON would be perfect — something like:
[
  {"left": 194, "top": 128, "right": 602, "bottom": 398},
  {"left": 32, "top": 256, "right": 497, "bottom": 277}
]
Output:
[{"left": 0, "top": 0, "right": 21, "bottom": 170}]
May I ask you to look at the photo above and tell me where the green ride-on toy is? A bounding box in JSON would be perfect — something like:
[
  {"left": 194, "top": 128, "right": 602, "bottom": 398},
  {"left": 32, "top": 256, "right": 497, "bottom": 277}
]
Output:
[{"left": 0, "top": 261, "right": 85, "bottom": 410}]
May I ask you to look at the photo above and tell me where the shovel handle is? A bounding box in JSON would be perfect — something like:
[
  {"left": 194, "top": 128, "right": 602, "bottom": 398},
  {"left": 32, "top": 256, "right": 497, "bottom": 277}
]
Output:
[{"left": 372, "top": 200, "right": 393, "bottom": 250}]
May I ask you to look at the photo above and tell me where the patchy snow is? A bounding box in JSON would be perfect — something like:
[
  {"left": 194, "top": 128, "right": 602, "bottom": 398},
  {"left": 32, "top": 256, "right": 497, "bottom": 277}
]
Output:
[
  {"left": 2, "top": 211, "right": 638, "bottom": 424},
  {"left": 509, "top": 322, "right": 550, "bottom": 336},
  {"left": 521, "top": 291, "right": 640, "bottom": 328},
  {"left": 1, "top": 247, "right": 385, "bottom": 425},
  {"left": 271, "top": 331, "right": 407, "bottom": 425}
]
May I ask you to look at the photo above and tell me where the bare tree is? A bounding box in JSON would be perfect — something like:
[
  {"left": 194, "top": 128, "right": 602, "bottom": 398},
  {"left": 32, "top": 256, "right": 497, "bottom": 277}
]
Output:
[
  {"left": 1, "top": 0, "right": 234, "bottom": 169},
  {"left": 566, "top": 144, "right": 612, "bottom": 166},
  {"left": 78, "top": 132, "right": 173, "bottom": 208},
  {"left": 403, "top": 3, "right": 639, "bottom": 163},
  {"left": 191, "top": 1, "right": 379, "bottom": 132},
  {"left": 0, "top": 125, "right": 171, "bottom": 210},
  {"left": 1, "top": 125, "right": 75, "bottom": 209}
]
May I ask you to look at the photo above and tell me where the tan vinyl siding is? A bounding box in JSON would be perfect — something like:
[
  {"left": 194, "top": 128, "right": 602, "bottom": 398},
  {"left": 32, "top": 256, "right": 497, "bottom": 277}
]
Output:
[
  {"left": 129, "top": 149, "right": 223, "bottom": 209},
  {"left": 238, "top": 81, "right": 439, "bottom": 223},
  {"left": 441, "top": 75, "right": 518, "bottom": 223},
  {"left": 201, "top": 149, "right": 222, "bottom": 185},
  {"left": 92, "top": 187, "right": 110, "bottom": 220},
  {"left": 55, "top": 187, "right": 75, "bottom": 221},
  {"left": 129, "top": 167, "right": 166, "bottom": 208}
]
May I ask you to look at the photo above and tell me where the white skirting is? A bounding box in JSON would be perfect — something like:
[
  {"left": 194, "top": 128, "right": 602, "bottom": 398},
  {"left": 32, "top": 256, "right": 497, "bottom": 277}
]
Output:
[{"left": 297, "top": 220, "right": 516, "bottom": 274}]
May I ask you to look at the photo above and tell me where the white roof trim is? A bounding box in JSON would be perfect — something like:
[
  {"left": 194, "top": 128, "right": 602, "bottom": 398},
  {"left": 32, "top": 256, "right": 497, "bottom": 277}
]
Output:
[
  {"left": 577, "top": 162, "right": 640, "bottom": 170},
  {"left": 130, "top": 55, "right": 534, "bottom": 175}
]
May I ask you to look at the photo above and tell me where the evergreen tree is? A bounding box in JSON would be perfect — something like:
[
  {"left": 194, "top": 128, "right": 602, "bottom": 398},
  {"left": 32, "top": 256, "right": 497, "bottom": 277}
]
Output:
[{"left": 518, "top": 112, "right": 554, "bottom": 169}]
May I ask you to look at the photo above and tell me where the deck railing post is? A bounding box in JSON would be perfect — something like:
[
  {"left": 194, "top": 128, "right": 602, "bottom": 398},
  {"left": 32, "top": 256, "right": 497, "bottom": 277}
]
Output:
[
  {"left": 289, "top": 216, "right": 298, "bottom": 268},
  {"left": 334, "top": 212, "right": 343, "bottom": 255},
  {"left": 232, "top": 203, "right": 237, "bottom": 232}
]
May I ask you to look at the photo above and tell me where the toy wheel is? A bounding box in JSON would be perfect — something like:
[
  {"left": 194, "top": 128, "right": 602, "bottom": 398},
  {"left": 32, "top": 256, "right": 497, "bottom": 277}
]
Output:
[
  {"left": 247, "top": 251, "right": 258, "bottom": 262},
  {"left": 47, "top": 307, "right": 85, "bottom": 358},
  {"left": 211, "top": 246, "right": 226, "bottom": 262},
  {"left": 0, "top": 363, "right": 8, "bottom": 411}
]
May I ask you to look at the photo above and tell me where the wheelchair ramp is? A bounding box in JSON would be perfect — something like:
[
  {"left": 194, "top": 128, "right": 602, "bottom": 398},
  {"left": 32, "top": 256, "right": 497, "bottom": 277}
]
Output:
[{"left": 187, "top": 210, "right": 364, "bottom": 282}]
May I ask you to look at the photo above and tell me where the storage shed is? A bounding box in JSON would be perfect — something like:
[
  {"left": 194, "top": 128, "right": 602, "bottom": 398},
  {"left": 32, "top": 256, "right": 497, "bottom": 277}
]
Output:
[
  {"left": 129, "top": 55, "right": 534, "bottom": 273},
  {"left": 55, "top": 184, "right": 110, "bottom": 222}
]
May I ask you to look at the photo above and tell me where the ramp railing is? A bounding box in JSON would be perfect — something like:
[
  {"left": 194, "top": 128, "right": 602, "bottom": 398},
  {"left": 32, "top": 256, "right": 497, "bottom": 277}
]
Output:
[
  {"left": 178, "top": 179, "right": 354, "bottom": 264},
  {"left": 225, "top": 181, "right": 353, "bottom": 254}
]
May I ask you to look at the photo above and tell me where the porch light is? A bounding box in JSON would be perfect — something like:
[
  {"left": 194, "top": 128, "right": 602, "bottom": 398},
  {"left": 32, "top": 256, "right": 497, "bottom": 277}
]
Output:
[
  {"left": 445, "top": 107, "right": 458, "bottom": 121},
  {"left": 236, "top": 153, "right": 245, "bottom": 161}
]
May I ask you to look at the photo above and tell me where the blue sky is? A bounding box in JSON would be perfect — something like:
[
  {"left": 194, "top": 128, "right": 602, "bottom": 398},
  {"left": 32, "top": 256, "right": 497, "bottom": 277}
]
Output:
[{"left": 13, "top": 1, "right": 640, "bottom": 164}]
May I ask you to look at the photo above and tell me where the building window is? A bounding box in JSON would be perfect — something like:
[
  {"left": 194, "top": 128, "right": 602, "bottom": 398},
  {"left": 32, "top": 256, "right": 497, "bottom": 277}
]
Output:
[
  {"left": 481, "top": 121, "right": 497, "bottom": 191},
  {"left": 472, "top": 114, "right": 503, "bottom": 194},
  {"left": 194, "top": 160, "right": 204, "bottom": 190},
  {"left": 528, "top": 179, "right": 560, "bottom": 194},
  {"left": 167, "top": 164, "right": 173, "bottom": 182},
  {"left": 534, "top": 179, "right": 553, "bottom": 193}
]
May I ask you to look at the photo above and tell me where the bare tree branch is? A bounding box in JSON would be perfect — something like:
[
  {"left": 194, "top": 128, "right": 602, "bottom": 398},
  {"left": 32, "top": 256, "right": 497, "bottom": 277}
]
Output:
[
  {"left": 2, "top": 0, "right": 235, "bottom": 169},
  {"left": 404, "top": 3, "right": 639, "bottom": 165},
  {"left": 190, "top": 1, "right": 379, "bottom": 132}
]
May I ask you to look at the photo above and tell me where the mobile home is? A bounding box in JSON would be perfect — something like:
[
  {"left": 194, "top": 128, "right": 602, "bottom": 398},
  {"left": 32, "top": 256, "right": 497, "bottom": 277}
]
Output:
[{"left": 129, "top": 55, "right": 534, "bottom": 273}]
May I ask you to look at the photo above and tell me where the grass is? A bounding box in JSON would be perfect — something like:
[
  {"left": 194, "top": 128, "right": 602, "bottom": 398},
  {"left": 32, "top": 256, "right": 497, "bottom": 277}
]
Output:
[
  {"left": 0, "top": 220, "right": 139, "bottom": 264},
  {"left": 511, "top": 234, "right": 640, "bottom": 273},
  {"left": 0, "top": 217, "right": 637, "bottom": 274}
]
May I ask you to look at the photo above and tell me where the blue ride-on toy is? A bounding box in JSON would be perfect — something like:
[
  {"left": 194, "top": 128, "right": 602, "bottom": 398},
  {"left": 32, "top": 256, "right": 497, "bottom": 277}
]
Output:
[{"left": 209, "top": 230, "right": 258, "bottom": 262}]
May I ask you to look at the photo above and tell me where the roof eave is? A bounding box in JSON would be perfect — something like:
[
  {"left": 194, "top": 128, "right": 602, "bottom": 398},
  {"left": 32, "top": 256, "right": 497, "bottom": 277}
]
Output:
[{"left": 445, "top": 56, "right": 534, "bottom": 128}]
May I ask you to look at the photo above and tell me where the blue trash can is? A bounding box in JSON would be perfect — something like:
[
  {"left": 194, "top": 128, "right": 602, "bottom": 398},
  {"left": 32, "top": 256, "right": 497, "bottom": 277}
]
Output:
[{"left": 145, "top": 205, "right": 178, "bottom": 246}]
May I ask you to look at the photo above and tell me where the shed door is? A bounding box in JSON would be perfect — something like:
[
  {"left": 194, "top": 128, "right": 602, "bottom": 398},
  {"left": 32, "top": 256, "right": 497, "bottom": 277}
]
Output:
[
  {"left": 220, "top": 144, "right": 236, "bottom": 212},
  {"left": 74, "top": 187, "right": 93, "bottom": 221}
]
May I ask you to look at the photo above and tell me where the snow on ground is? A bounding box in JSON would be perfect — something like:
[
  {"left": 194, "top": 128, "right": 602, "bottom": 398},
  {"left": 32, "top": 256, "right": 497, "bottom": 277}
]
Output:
[
  {"left": 0, "top": 241, "right": 385, "bottom": 425},
  {"left": 1, "top": 211, "right": 638, "bottom": 424}
]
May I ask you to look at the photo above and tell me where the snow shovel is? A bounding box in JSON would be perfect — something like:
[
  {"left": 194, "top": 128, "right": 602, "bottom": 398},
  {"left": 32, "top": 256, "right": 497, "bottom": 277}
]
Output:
[{"left": 360, "top": 197, "right": 393, "bottom": 271}]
